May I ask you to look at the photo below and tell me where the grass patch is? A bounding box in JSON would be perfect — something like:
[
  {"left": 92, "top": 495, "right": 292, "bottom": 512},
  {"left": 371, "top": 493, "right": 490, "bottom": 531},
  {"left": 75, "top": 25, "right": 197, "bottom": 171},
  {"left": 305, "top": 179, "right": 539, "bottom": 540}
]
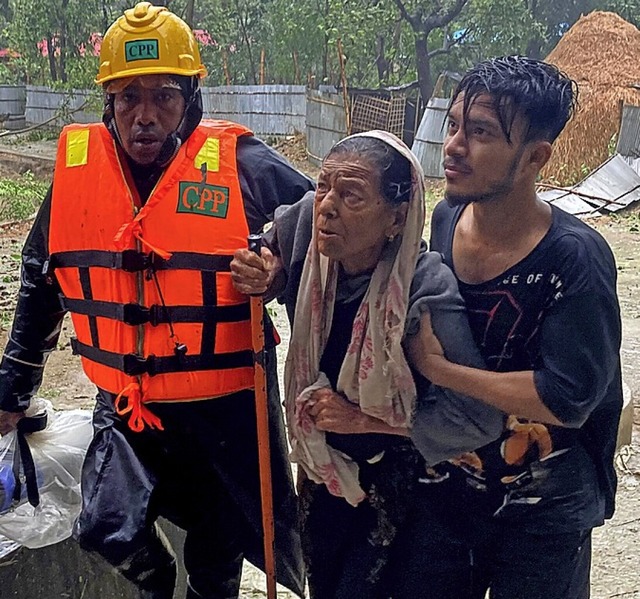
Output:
[
  {"left": 21, "top": 129, "right": 61, "bottom": 143},
  {"left": 611, "top": 211, "right": 640, "bottom": 233},
  {"left": 0, "top": 311, "right": 13, "bottom": 332},
  {"left": 0, "top": 128, "right": 61, "bottom": 147},
  {"left": 0, "top": 171, "right": 49, "bottom": 222}
]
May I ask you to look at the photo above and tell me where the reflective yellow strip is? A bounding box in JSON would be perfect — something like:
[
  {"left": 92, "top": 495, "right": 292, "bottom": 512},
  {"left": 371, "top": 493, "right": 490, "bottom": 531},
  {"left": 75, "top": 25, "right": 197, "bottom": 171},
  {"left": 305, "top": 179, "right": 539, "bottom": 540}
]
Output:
[
  {"left": 194, "top": 138, "right": 220, "bottom": 173},
  {"left": 66, "top": 129, "right": 90, "bottom": 167}
]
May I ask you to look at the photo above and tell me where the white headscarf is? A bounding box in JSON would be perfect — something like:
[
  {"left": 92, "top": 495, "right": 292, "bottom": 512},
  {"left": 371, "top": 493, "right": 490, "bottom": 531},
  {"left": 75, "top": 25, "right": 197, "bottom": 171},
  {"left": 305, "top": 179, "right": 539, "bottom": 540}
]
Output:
[{"left": 284, "top": 130, "right": 426, "bottom": 505}]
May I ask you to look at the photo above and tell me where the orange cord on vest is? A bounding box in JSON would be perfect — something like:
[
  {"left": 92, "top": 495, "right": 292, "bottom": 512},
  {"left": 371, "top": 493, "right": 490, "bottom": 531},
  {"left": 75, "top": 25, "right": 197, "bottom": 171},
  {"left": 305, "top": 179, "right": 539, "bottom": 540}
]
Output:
[
  {"left": 115, "top": 382, "right": 165, "bottom": 432},
  {"left": 114, "top": 220, "right": 173, "bottom": 261}
]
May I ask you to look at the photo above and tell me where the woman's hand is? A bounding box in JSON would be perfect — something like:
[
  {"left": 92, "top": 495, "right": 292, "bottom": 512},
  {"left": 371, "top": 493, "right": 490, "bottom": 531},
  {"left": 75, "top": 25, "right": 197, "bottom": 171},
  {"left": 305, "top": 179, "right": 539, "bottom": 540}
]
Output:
[
  {"left": 230, "top": 246, "right": 282, "bottom": 296},
  {"left": 0, "top": 410, "right": 24, "bottom": 435},
  {"left": 309, "top": 388, "right": 371, "bottom": 434},
  {"left": 406, "top": 311, "right": 448, "bottom": 385},
  {"left": 309, "top": 388, "right": 408, "bottom": 436}
]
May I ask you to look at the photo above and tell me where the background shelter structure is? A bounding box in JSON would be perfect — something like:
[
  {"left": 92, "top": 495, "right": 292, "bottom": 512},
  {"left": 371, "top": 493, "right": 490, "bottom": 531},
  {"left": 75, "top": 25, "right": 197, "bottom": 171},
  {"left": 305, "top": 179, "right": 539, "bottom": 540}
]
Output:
[
  {"left": 347, "top": 83, "right": 423, "bottom": 146},
  {"left": 543, "top": 11, "right": 640, "bottom": 185},
  {"left": 305, "top": 83, "right": 423, "bottom": 166}
]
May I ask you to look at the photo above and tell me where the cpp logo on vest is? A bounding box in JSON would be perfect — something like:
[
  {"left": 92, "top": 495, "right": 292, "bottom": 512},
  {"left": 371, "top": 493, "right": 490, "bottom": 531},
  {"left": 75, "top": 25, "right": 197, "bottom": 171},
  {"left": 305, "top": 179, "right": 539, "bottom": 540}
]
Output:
[
  {"left": 178, "top": 182, "right": 229, "bottom": 218},
  {"left": 125, "top": 39, "right": 159, "bottom": 62}
]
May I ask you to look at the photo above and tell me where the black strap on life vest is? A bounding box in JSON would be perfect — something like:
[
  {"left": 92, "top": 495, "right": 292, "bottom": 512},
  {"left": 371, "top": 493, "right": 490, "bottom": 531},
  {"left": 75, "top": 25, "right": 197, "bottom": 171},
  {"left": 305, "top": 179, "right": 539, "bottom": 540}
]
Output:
[
  {"left": 78, "top": 267, "right": 100, "bottom": 347},
  {"left": 44, "top": 250, "right": 234, "bottom": 275},
  {"left": 201, "top": 270, "right": 218, "bottom": 355},
  {"left": 59, "top": 296, "right": 250, "bottom": 326},
  {"left": 49, "top": 248, "right": 254, "bottom": 374},
  {"left": 12, "top": 412, "right": 48, "bottom": 509},
  {"left": 70, "top": 338, "right": 253, "bottom": 376}
]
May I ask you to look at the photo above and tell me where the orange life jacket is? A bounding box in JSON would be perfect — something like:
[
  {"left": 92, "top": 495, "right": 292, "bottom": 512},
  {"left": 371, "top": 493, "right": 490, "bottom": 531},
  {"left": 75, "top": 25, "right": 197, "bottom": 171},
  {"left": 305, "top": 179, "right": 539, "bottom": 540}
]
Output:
[{"left": 48, "top": 120, "right": 256, "bottom": 432}]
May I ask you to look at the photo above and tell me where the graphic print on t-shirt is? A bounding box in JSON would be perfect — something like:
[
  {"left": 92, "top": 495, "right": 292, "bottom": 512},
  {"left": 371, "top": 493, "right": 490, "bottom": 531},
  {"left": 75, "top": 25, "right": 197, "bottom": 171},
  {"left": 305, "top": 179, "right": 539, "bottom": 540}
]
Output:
[{"left": 444, "top": 272, "right": 578, "bottom": 513}]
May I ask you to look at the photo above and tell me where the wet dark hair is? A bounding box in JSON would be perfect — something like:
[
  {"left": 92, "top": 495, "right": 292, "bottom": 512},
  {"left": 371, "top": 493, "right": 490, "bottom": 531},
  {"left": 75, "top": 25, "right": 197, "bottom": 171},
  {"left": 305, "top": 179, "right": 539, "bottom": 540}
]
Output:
[
  {"left": 325, "top": 136, "right": 412, "bottom": 205},
  {"left": 451, "top": 56, "right": 578, "bottom": 144}
]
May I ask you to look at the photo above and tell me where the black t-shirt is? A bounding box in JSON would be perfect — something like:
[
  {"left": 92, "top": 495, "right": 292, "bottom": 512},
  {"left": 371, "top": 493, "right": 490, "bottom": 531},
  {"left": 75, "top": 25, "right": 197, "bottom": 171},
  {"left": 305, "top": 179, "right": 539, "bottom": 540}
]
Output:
[{"left": 429, "top": 200, "right": 623, "bottom": 532}]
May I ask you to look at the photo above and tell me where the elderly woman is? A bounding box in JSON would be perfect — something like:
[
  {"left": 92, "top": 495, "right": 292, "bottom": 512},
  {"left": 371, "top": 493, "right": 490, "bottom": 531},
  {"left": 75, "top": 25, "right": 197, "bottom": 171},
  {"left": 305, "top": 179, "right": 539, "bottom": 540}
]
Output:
[{"left": 231, "top": 131, "right": 502, "bottom": 598}]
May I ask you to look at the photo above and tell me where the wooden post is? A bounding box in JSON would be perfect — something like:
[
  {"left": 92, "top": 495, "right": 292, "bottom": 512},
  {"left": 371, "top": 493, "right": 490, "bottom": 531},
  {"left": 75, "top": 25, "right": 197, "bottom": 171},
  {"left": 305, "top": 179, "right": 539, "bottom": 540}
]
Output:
[
  {"left": 247, "top": 234, "right": 277, "bottom": 599},
  {"left": 292, "top": 51, "right": 300, "bottom": 85},
  {"left": 223, "top": 49, "right": 231, "bottom": 86},
  {"left": 337, "top": 38, "right": 351, "bottom": 135}
]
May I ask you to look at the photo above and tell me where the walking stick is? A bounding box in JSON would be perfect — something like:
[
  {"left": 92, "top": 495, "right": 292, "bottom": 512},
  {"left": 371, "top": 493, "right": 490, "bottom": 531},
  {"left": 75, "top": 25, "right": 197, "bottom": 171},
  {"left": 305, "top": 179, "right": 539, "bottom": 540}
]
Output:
[{"left": 248, "top": 233, "right": 277, "bottom": 599}]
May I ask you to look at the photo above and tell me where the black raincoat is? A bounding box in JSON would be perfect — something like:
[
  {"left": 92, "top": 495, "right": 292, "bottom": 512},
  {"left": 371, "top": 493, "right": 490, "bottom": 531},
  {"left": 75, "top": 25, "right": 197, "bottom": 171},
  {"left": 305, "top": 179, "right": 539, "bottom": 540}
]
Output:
[{"left": 0, "top": 132, "right": 315, "bottom": 598}]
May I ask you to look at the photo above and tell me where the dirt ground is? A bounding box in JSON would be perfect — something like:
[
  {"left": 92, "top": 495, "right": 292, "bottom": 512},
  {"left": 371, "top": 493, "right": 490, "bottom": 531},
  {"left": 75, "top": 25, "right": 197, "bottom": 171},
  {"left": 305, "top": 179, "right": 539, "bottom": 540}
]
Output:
[{"left": 0, "top": 135, "right": 639, "bottom": 598}]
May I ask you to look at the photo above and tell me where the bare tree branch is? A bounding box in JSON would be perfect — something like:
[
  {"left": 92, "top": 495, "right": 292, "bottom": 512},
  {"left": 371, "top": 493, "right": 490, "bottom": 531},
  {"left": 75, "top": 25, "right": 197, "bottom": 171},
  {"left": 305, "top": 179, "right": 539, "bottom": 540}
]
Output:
[
  {"left": 392, "top": 0, "right": 419, "bottom": 30},
  {"left": 393, "top": 0, "right": 471, "bottom": 103},
  {"left": 427, "top": 24, "right": 474, "bottom": 59},
  {"left": 427, "top": 47, "right": 450, "bottom": 59},
  {"left": 425, "top": 0, "right": 469, "bottom": 32}
]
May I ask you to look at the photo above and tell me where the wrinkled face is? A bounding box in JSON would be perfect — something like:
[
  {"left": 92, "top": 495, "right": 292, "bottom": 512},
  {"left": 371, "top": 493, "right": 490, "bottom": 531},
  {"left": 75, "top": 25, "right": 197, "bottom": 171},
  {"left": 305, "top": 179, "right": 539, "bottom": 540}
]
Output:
[
  {"left": 113, "top": 76, "right": 185, "bottom": 165},
  {"left": 443, "top": 93, "right": 529, "bottom": 206},
  {"left": 314, "top": 153, "right": 404, "bottom": 275}
]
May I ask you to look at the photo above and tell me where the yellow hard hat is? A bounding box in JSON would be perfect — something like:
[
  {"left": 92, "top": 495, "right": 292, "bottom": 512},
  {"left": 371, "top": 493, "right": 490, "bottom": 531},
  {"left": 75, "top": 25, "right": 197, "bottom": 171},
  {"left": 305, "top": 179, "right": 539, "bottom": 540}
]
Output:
[{"left": 96, "top": 2, "right": 207, "bottom": 85}]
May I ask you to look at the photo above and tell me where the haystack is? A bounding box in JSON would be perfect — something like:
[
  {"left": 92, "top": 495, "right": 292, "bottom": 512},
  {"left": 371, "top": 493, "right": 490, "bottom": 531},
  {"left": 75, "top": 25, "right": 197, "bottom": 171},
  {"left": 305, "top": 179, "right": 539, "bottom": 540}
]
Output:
[{"left": 543, "top": 11, "right": 640, "bottom": 184}]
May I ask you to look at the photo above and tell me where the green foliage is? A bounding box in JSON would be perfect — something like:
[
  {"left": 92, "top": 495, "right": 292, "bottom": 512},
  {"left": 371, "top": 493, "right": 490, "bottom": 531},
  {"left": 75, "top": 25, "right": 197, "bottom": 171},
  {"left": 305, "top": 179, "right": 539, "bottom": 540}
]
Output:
[
  {"left": 0, "top": 171, "right": 49, "bottom": 222},
  {"left": 0, "top": 60, "right": 22, "bottom": 84},
  {"left": 0, "top": 0, "right": 639, "bottom": 92},
  {"left": 3, "top": 0, "right": 103, "bottom": 87},
  {"left": 0, "top": 310, "right": 13, "bottom": 332},
  {"left": 192, "top": 0, "right": 275, "bottom": 85},
  {"left": 325, "top": 0, "right": 403, "bottom": 87},
  {"left": 266, "top": 0, "right": 334, "bottom": 84},
  {"left": 458, "top": 0, "right": 543, "bottom": 59},
  {"left": 606, "top": 0, "right": 640, "bottom": 25},
  {"left": 20, "top": 128, "right": 60, "bottom": 142}
]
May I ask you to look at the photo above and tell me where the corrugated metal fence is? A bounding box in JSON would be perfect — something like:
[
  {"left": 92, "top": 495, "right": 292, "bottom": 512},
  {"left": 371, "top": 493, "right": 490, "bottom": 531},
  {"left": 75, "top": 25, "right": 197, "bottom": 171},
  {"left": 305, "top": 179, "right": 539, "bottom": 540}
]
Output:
[
  {"left": 201, "top": 85, "right": 306, "bottom": 136},
  {"left": 26, "top": 85, "right": 101, "bottom": 125},
  {"left": 306, "top": 89, "right": 347, "bottom": 165},
  {"left": 411, "top": 97, "right": 450, "bottom": 178},
  {"left": 0, "top": 84, "right": 26, "bottom": 130},
  {"left": 1, "top": 84, "right": 307, "bottom": 138},
  {"left": 2, "top": 85, "right": 417, "bottom": 165},
  {"left": 617, "top": 103, "right": 640, "bottom": 158}
]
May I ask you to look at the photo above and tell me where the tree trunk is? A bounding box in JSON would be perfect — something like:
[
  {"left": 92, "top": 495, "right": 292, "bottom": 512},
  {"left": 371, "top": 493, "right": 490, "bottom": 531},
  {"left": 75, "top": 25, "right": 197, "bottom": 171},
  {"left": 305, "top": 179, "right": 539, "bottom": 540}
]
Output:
[
  {"left": 375, "top": 35, "right": 389, "bottom": 85},
  {"left": 233, "top": 0, "right": 257, "bottom": 84},
  {"left": 0, "top": 0, "right": 12, "bottom": 20},
  {"left": 60, "top": 40, "right": 67, "bottom": 83},
  {"left": 185, "top": 0, "right": 195, "bottom": 27},
  {"left": 60, "top": 0, "right": 68, "bottom": 84},
  {"left": 415, "top": 35, "right": 433, "bottom": 102},
  {"left": 321, "top": 0, "right": 329, "bottom": 82},
  {"left": 101, "top": 0, "right": 109, "bottom": 33},
  {"left": 46, "top": 36, "right": 57, "bottom": 82},
  {"left": 525, "top": 36, "right": 543, "bottom": 59}
]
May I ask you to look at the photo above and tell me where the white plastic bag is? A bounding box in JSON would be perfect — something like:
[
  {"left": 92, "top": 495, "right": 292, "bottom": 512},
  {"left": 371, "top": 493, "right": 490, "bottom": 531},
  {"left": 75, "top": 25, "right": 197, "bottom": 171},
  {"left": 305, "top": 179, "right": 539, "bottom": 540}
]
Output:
[
  {"left": 0, "top": 398, "right": 93, "bottom": 549},
  {"left": 0, "top": 533, "right": 20, "bottom": 559}
]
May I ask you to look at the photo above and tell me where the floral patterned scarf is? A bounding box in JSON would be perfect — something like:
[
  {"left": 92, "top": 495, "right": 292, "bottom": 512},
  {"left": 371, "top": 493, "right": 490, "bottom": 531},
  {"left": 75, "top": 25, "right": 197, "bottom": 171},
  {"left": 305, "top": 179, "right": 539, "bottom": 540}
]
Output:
[{"left": 284, "top": 130, "right": 426, "bottom": 505}]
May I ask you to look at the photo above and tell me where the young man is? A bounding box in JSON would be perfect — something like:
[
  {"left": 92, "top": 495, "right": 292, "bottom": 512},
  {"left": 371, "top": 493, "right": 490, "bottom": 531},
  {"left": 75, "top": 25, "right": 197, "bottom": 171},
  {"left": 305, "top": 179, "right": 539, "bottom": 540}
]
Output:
[
  {"left": 0, "top": 3, "right": 313, "bottom": 598},
  {"left": 409, "top": 56, "right": 622, "bottom": 598}
]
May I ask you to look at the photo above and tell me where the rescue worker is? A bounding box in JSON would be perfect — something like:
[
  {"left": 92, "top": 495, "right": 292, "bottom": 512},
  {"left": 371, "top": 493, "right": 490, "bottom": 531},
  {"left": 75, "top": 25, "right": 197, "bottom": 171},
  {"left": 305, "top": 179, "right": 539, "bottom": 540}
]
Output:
[{"left": 0, "top": 3, "right": 313, "bottom": 598}]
